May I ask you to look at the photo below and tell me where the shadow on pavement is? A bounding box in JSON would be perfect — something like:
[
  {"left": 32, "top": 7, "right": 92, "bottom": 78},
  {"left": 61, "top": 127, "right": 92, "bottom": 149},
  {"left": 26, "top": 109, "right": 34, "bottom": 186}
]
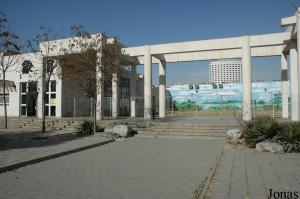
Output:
[{"left": 0, "top": 130, "right": 92, "bottom": 151}]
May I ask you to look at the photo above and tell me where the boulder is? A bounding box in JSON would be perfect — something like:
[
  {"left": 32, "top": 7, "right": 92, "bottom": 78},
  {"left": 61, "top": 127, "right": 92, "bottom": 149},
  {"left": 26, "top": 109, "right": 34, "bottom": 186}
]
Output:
[
  {"left": 226, "top": 128, "right": 242, "bottom": 144},
  {"left": 255, "top": 142, "right": 284, "bottom": 153},
  {"left": 104, "top": 125, "right": 133, "bottom": 138}
]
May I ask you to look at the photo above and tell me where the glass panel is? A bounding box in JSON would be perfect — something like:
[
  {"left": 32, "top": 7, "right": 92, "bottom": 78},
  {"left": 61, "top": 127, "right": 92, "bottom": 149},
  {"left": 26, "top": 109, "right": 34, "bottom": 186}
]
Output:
[
  {"left": 21, "top": 106, "right": 26, "bottom": 116},
  {"left": 46, "top": 82, "right": 49, "bottom": 92},
  {"left": 50, "top": 94, "right": 56, "bottom": 105},
  {"left": 28, "top": 82, "right": 37, "bottom": 92},
  {"left": 0, "top": 95, "right": 3, "bottom": 103},
  {"left": 51, "top": 81, "right": 56, "bottom": 92},
  {"left": 21, "top": 82, "right": 27, "bottom": 93},
  {"left": 45, "top": 94, "right": 49, "bottom": 104},
  {"left": 45, "top": 106, "right": 49, "bottom": 116},
  {"left": 21, "top": 94, "right": 27, "bottom": 104},
  {"left": 50, "top": 106, "right": 56, "bottom": 116}
]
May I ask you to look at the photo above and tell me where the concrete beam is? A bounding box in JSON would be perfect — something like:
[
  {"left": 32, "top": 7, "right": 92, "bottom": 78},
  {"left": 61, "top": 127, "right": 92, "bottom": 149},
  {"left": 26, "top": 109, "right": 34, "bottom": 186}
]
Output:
[
  {"left": 134, "top": 45, "right": 283, "bottom": 65},
  {"left": 281, "top": 16, "right": 296, "bottom": 27},
  {"left": 123, "top": 33, "right": 289, "bottom": 57}
]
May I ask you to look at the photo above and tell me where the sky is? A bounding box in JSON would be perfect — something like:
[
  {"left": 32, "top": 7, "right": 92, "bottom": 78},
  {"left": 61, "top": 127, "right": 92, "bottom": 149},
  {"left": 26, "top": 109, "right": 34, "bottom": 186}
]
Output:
[{"left": 1, "top": 0, "right": 297, "bottom": 85}]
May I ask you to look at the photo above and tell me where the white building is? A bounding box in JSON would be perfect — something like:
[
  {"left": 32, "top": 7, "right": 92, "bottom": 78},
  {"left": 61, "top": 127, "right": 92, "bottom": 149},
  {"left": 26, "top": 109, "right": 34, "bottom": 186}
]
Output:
[
  {"left": 0, "top": 46, "right": 145, "bottom": 118},
  {"left": 209, "top": 59, "right": 242, "bottom": 84}
]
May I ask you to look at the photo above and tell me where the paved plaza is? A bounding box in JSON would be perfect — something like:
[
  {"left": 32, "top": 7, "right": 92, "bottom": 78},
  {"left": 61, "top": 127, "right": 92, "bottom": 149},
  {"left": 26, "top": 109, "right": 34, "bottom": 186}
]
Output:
[
  {"left": 0, "top": 129, "right": 113, "bottom": 172},
  {"left": 208, "top": 146, "right": 300, "bottom": 199},
  {"left": 0, "top": 137, "right": 224, "bottom": 199}
]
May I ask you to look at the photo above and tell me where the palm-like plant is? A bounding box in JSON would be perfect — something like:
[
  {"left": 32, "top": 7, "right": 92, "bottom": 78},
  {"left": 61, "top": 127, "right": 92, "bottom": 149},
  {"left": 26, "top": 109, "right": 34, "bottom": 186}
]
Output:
[
  {"left": 273, "top": 122, "right": 300, "bottom": 152},
  {"left": 242, "top": 117, "right": 282, "bottom": 148}
]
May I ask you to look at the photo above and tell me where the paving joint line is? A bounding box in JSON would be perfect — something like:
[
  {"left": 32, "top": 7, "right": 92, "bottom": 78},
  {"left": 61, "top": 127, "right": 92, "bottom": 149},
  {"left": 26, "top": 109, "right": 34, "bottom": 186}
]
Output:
[{"left": 0, "top": 139, "right": 115, "bottom": 174}]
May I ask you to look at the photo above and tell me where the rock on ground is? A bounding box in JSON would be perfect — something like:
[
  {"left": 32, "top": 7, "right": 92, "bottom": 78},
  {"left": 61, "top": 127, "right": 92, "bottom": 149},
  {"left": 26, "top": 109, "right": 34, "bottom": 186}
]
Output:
[
  {"left": 255, "top": 142, "right": 284, "bottom": 153},
  {"left": 104, "top": 125, "right": 133, "bottom": 138},
  {"left": 226, "top": 128, "right": 243, "bottom": 144}
]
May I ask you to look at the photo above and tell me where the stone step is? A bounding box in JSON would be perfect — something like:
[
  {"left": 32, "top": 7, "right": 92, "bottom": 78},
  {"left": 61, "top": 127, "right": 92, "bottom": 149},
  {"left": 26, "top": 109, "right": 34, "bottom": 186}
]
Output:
[
  {"left": 138, "top": 126, "right": 230, "bottom": 130},
  {"left": 147, "top": 123, "right": 237, "bottom": 128},
  {"left": 137, "top": 130, "right": 226, "bottom": 137},
  {"left": 135, "top": 128, "right": 227, "bottom": 133}
]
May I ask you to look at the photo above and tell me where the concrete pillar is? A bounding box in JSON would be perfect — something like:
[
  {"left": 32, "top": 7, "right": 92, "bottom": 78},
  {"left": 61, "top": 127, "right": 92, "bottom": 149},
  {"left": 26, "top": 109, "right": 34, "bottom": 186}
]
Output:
[
  {"left": 37, "top": 63, "right": 44, "bottom": 118},
  {"left": 130, "top": 65, "right": 136, "bottom": 118},
  {"left": 242, "top": 36, "right": 252, "bottom": 121},
  {"left": 290, "top": 44, "right": 299, "bottom": 121},
  {"left": 281, "top": 54, "right": 289, "bottom": 118},
  {"left": 159, "top": 60, "right": 166, "bottom": 118},
  {"left": 96, "top": 51, "right": 104, "bottom": 120},
  {"left": 55, "top": 79, "right": 62, "bottom": 117},
  {"left": 112, "top": 73, "right": 119, "bottom": 118},
  {"left": 144, "top": 45, "right": 152, "bottom": 120},
  {"left": 293, "top": 13, "right": 300, "bottom": 121}
]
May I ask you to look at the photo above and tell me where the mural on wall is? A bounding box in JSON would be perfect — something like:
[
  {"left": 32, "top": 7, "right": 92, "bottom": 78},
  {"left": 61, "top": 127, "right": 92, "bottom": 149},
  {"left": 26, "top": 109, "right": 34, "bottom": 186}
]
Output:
[{"left": 167, "top": 81, "right": 287, "bottom": 111}]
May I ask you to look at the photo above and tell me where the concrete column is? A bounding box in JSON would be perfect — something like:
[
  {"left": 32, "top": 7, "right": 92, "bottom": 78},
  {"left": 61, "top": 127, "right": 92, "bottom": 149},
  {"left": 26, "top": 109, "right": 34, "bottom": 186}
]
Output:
[
  {"left": 112, "top": 73, "right": 119, "bottom": 118},
  {"left": 130, "top": 65, "right": 137, "bottom": 118},
  {"left": 242, "top": 36, "right": 252, "bottom": 121},
  {"left": 144, "top": 45, "right": 152, "bottom": 120},
  {"left": 159, "top": 60, "right": 166, "bottom": 118},
  {"left": 96, "top": 51, "right": 104, "bottom": 120},
  {"left": 290, "top": 44, "right": 299, "bottom": 121},
  {"left": 293, "top": 13, "right": 300, "bottom": 121},
  {"left": 281, "top": 54, "right": 289, "bottom": 118},
  {"left": 55, "top": 79, "right": 62, "bottom": 117},
  {"left": 37, "top": 63, "right": 44, "bottom": 118}
]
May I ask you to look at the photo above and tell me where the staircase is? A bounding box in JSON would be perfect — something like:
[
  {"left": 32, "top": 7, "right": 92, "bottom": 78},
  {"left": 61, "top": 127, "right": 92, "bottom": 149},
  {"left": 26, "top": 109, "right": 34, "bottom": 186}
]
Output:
[
  {"left": 0, "top": 117, "right": 238, "bottom": 137},
  {"left": 0, "top": 117, "right": 82, "bottom": 131},
  {"left": 134, "top": 122, "right": 237, "bottom": 138}
]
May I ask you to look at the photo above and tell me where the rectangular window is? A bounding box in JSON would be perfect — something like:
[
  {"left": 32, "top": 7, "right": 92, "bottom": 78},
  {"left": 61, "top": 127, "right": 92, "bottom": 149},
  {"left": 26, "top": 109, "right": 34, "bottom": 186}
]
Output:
[
  {"left": 28, "top": 82, "right": 37, "bottom": 92},
  {"left": 50, "top": 106, "right": 56, "bottom": 116},
  {"left": 21, "top": 106, "right": 26, "bottom": 116},
  {"left": 50, "top": 81, "right": 56, "bottom": 92},
  {"left": 21, "top": 94, "right": 27, "bottom": 104},
  {"left": 45, "top": 94, "right": 49, "bottom": 104},
  {"left": 0, "top": 93, "right": 9, "bottom": 105},
  {"left": 21, "top": 82, "right": 27, "bottom": 93}
]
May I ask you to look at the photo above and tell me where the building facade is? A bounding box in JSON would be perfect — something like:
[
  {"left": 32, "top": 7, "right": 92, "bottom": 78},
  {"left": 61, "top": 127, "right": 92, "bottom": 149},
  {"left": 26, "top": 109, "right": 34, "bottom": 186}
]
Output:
[
  {"left": 209, "top": 59, "right": 242, "bottom": 84},
  {"left": 0, "top": 52, "right": 144, "bottom": 118}
]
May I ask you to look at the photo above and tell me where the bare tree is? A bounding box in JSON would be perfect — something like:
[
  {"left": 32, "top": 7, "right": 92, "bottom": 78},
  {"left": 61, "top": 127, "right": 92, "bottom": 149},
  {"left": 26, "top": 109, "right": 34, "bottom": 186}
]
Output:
[
  {"left": 26, "top": 26, "right": 63, "bottom": 132},
  {"left": 0, "top": 12, "right": 21, "bottom": 128},
  {"left": 59, "top": 25, "right": 123, "bottom": 134}
]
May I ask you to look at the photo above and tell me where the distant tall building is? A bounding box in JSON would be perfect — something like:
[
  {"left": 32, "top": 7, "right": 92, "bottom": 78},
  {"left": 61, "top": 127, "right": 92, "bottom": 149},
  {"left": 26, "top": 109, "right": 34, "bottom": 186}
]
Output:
[{"left": 209, "top": 59, "right": 242, "bottom": 84}]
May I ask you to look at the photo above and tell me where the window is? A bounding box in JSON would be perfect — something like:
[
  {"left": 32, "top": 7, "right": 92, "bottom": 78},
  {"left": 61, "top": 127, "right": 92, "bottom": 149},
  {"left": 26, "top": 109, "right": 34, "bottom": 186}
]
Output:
[
  {"left": 21, "top": 82, "right": 27, "bottom": 93},
  {"left": 51, "top": 81, "right": 56, "bottom": 92},
  {"left": 45, "top": 80, "right": 56, "bottom": 117},
  {"left": 0, "top": 93, "right": 9, "bottom": 105},
  {"left": 20, "top": 81, "right": 38, "bottom": 116}
]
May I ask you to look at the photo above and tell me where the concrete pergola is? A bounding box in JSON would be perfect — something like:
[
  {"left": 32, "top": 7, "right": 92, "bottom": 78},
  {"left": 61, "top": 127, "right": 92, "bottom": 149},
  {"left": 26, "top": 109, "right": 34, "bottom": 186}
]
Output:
[{"left": 123, "top": 11, "right": 300, "bottom": 121}]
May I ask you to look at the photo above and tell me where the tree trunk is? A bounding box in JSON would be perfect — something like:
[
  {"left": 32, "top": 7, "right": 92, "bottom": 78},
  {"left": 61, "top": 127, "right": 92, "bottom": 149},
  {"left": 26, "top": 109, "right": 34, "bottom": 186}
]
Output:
[
  {"left": 3, "top": 73, "right": 7, "bottom": 129},
  {"left": 42, "top": 79, "right": 48, "bottom": 133},
  {"left": 93, "top": 97, "right": 96, "bottom": 134},
  {"left": 42, "top": 88, "right": 46, "bottom": 132}
]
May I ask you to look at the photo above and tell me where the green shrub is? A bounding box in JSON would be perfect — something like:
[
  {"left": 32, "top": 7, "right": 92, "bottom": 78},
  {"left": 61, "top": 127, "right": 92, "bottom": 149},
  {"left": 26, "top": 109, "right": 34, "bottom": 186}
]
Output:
[
  {"left": 273, "top": 122, "right": 300, "bottom": 153},
  {"left": 78, "top": 120, "right": 94, "bottom": 135},
  {"left": 242, "top": 117, "right": 282, "bottom": 148}
]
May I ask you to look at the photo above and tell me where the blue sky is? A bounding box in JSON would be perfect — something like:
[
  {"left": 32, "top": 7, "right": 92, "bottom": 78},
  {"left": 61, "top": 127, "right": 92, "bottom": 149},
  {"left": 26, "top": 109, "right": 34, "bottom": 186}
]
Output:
[{"left": 1, "top": 0, "right": 297, "bottom": 85}]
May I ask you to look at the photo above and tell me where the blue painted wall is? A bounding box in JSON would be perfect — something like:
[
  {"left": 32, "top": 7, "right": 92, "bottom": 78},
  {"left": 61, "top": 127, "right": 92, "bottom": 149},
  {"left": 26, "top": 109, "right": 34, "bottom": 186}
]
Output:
[{"left": 167, "top": 81, "right": 287, "bottom": 111}]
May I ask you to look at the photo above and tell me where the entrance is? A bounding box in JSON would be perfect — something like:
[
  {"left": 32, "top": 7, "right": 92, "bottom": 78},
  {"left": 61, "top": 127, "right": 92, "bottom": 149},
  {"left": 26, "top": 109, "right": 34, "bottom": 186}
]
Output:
[{"left": 20, "top": 82, "right": 38, "bottom": 116}]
